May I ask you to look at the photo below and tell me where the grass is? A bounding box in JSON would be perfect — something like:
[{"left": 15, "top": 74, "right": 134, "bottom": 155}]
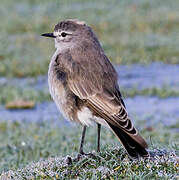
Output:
[
  {"left": 0, "top": 84, "right": 178, "bottom": 105},
  {"left": 0, "top": 85, "right": 50, "bottom": 104},
  {"left": 0, "top": 0, "right": 179, "bottom": 77},
  {"left": 0, "top": 121, "right": 178, "bottom": 179},
  {"left": 121, "top": 87, "right": 179, "bottom": 99},
  {"left": 1, "top": 150, "right": 178, "bottom": 179}
]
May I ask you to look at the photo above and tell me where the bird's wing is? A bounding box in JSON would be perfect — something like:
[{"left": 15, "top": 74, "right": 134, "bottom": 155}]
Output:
[{"left": 58, "top": 47, "right": 147, "bottom": 149}]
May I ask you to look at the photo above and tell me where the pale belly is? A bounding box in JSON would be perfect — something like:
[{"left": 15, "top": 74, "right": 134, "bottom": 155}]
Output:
[{"left": 77, "top": 106, "right": 109, "bottom": 127}]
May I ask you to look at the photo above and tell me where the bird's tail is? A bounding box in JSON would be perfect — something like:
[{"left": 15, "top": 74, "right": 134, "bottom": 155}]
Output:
[{"left": 107, "top": 121, "right": 149, "bottom": 158}]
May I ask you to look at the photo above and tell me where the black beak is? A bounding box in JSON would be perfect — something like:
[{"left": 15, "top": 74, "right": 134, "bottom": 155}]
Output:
[{"left": 41, "top": 33, "right": 56, "bottom": 38}]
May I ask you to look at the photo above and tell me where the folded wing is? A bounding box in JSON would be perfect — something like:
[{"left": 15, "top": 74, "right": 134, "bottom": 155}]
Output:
[{"left": 58, "top": 48, "right": 148, "bottom": 157}]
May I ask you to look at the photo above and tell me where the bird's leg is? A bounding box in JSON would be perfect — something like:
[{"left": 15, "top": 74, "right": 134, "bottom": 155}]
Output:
[
  {"left": 79, "top": 125, "right": 87, "bottom": 155},
  {"left": 97, "top": 123, "right": 101, "bottom": 152}
]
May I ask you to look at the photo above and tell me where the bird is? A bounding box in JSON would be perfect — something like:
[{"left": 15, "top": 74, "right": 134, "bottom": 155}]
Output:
[{"left": 41, "top": 19, "right": 149, "bottom": 158}]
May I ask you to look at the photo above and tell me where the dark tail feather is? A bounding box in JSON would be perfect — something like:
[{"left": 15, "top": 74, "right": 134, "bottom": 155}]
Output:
[{"left": 107, "top": 122, "right": 149, "bottom": 158}]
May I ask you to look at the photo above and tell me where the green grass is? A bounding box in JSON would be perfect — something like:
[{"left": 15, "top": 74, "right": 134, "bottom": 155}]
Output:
[
  {"left": 0, "top": 121, "right": 178, "bottom": 179},
  {"left": 0, "top": 84, "right": 178, "bottom": 104},
  {"left": 121, "top": 87, "right": 179, "bottom": 99},
  {"left": 0, "top": 0, "right": 179, "bottom": 77},
  {"left": 0, "top": 85, "right": 50, "bottom": 104}
]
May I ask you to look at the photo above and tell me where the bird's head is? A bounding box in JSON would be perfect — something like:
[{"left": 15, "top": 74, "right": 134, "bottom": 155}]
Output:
[{"left": 41, "top": 19, "right": 98, "bottom": 50}]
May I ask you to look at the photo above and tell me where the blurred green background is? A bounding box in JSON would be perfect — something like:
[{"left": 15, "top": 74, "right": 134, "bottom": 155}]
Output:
[{"left": 0, "top": 0, "right": 179, "bottom": 77}]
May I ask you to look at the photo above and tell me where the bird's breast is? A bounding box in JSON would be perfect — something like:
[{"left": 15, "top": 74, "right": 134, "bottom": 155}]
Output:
[{"left": 48, "top": 64, "right": 68, "bottom": 119}]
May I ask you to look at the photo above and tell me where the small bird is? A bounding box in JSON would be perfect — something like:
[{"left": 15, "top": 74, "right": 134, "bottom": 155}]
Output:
[{"left": 41, "top": 19, "right": 149, "bottom": 158}]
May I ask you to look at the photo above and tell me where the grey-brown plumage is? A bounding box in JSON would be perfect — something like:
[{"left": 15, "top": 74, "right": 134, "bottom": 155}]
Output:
[{"left": 42, "top": 19, "right": 149, "bottom": 158}]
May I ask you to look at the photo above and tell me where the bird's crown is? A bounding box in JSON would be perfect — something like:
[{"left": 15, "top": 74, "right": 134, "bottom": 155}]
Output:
[{"left": 54, "top": 19, "right": 86, "bottom": 32}]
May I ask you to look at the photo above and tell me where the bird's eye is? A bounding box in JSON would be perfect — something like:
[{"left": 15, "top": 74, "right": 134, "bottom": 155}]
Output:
[{"left": 61, "top": 32, "right": 67, "bottom": 37}]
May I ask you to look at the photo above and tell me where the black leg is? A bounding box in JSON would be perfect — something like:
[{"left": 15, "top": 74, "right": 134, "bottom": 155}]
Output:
[
  {"left": 79, "top": 125, "right": 87, "bottom": 154},
  {"left": 97, "top": 123, "right": 101, "bottom": 152}
]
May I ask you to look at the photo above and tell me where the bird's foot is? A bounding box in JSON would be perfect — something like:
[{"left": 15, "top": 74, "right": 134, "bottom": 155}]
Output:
[
  {"left": 65, "top": 155, "right": 72, "bottom": 165},
  {"left": 76, "top": 151, "right": 96, "bottom": 160}
]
